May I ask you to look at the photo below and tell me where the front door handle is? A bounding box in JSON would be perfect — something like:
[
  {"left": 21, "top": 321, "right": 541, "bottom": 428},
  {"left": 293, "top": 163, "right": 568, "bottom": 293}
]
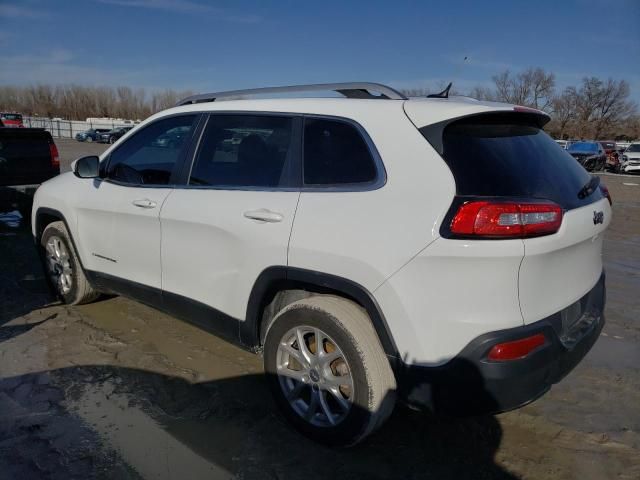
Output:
[
  {"left": 132, "top": 199, "right": 157, "bottom": 209},
  {"left": 243, "top": 209, "right": 283, "bottom": 223}
]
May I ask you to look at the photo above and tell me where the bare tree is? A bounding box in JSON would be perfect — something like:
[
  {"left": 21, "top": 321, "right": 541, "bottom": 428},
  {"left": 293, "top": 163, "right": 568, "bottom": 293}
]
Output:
[
  {"left": 468, "top": 85, "right": 495, "bottom": 101},
  {"left": 0, "top": 75, "right": 637, "bottom": 139},
  {"left": 491, "top": 68, "right": 555, "bottom": 111},
  {"left": 567, "top": 77, "right": 638, "bottom": 138},
  {"left": 592, "top": 79, "right": 637, "bottom": 138},
  {"left": 547, "top": 88, "right": 577, "bottom": 139}
]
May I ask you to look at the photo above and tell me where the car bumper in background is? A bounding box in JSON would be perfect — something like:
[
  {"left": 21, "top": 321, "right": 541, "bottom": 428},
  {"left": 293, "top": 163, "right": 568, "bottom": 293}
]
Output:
[{"left": 398, "top": 272, "right": 605, "bottom": 415}]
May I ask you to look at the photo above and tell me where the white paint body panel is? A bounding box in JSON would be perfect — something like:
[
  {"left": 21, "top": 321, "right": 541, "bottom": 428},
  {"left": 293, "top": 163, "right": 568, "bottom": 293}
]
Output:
[
  {"left": 160, "top": 189, "right": 299, "bottom": 319},
  {"left": 288, "top": 104, "right": 455, "bottom": 292},
  {"left": 373, "top": 238, "right": 525, "bottom": 365},
  {"left": 74, "top": 181, "right": 171, "bottom": 289},
  {"left": 519, "top": 197, "right": 611, "bottom": 323}
]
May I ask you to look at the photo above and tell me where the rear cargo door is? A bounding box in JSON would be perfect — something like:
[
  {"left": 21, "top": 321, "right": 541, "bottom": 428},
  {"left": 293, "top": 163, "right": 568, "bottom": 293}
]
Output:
[
  {"left": 519, "top": 197, "right": 610, "bottom": 322},
  {"left": 418, "top": 112, "right": 611, "bottom": 325},
  {"left": 0, "top": 129, "right": 54, "bottom": 186}
]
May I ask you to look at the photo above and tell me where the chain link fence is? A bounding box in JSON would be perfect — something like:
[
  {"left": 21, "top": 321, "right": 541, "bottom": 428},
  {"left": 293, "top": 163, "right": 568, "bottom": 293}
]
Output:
[{"left": 23, "top": 117, "right": 137, "bottom": 139}]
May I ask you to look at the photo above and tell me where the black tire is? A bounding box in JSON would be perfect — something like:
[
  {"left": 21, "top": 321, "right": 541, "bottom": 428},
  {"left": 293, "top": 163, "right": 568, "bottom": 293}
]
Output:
[
  {"left": 86, "top": 137, "right": 93, "bottom": 143},
  {"left": 264, "top": 295, "right": 396, "bottom": 446},
  {"left": 40, "top": 221, "right": 100, "bottom": 305},
  {"left": 109, "top": 136, "right": 115, "bottom": 144}
]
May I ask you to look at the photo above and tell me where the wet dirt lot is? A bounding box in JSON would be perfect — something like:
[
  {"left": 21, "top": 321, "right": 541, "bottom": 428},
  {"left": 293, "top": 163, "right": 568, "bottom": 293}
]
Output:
[{"left": 1, "top": 152, "right": 639, "bottom": 478}]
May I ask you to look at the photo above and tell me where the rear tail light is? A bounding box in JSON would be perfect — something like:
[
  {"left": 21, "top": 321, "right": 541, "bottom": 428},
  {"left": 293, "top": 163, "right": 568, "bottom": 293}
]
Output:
[
  {"left": 487, "top": 333, "right": 546, "bottom": 361},
  {"left": 450, "top": 201, "right": 563, "bottom": 238},
  {"left": 49, "top": 143, "right": 60, "bottom": 169},
  {"left": 600, "top": 183, "right": 612, "bottom": 205}
]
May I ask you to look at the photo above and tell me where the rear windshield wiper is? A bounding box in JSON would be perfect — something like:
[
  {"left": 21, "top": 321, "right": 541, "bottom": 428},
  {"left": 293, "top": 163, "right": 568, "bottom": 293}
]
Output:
[{"left": 578, "top": 175, "right": 600, "bottom": 199}]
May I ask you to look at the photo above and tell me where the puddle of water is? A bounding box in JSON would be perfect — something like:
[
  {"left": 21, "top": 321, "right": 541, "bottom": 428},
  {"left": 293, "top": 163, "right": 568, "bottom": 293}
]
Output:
[{"left": 69, "top": 381, "right": 232, "bottom": 480}]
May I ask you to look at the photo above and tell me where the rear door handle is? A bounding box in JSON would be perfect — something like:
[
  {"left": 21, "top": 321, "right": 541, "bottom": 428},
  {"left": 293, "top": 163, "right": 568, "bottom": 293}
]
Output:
[
  {"left": 243, "top": 209, "right": 283, "bottom": 223},
  {"left": 132, "top": 199, "right": 157, "bottom": 209}
]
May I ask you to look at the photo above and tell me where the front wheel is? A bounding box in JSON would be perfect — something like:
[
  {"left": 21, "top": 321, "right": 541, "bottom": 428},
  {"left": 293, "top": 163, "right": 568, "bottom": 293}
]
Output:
[
  {"left": 40, "top": 221, "right": 100, "bottom": 305},
  {"left": 109, "top": 136, "right": 115, "bottom": 144},
  {"left": 264, "top": 295, "right": 396, "bottom": 446}
]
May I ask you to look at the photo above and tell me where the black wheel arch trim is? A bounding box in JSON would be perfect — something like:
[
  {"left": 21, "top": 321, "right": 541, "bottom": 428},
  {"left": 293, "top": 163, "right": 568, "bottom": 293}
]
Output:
[
  {"left": 244, "top": 266, "right": 400, "bottom": 362},
  {"left": 34, "top": 207, "right": 89, "bottom": 268}
]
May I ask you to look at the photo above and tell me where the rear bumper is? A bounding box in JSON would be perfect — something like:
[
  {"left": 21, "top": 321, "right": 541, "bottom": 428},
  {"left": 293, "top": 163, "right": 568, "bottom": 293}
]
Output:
[{"left": 398, "top": 272, "right": 605, "bottom": 415}]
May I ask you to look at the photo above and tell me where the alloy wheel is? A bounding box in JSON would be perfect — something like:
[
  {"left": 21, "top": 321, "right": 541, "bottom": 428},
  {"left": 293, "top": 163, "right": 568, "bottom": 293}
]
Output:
[
  {"left": 45, "top": 235, "right": 73, "bottom": 294},
  {"left": 276, "top": 325, "right": 353, "bottom": 427}
]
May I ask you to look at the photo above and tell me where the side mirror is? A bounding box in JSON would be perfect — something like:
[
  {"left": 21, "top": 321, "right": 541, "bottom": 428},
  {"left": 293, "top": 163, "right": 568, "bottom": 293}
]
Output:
[{"left": 73, "top": 155, "right": 100, "bottom": 178}]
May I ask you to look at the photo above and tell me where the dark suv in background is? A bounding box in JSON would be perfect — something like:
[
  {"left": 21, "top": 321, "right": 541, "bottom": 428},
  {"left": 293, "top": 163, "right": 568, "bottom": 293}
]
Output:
[
  {"left": 566, "top": 141, "right": 607, "bottom": 171},
  {"left": 75, "top": 128, "right": 110, "bottom": 143},
  {"left": 98, "top": 126, "right": 134, "bottom": 144}
]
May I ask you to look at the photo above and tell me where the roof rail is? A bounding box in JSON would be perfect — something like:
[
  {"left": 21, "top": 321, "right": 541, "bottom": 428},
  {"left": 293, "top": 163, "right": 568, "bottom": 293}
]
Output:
[{"left": 176, "top": 82, "right": 407, "bottom": 106}]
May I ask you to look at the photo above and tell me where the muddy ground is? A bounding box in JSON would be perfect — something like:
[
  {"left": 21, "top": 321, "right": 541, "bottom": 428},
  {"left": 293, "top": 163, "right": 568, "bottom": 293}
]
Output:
[{"left": 0, "top": 146, "right": 639, "bottom": 478}]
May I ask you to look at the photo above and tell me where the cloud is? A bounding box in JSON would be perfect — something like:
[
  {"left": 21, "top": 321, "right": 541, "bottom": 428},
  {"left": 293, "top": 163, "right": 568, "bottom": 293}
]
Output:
[
  {"left": 0, "top": 3, "right": 48, "bottom": 19},
  {"left": 95, "top": 0, "right": 262, "bottom": 22},
  {"left": 0, "top": 49, "right": 140, "bottom": 86}
]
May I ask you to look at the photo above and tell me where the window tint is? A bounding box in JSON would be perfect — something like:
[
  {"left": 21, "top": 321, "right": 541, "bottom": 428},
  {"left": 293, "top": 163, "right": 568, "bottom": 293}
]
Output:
[
  {"left": 190, "top": 115, "right": 294, "bottom": 188},
  {"left": 430, "top": 114, "right": 600, "bottom": 210},
  {"left": 106, "top": 115, "right": 196, "bottom": 185},
  {"left": 303, "top": 118, "right": 377, "bottom": 185}
]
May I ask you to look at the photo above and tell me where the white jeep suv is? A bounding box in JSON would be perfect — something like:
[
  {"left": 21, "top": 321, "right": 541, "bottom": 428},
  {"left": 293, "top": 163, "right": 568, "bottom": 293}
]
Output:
[{"left": 32, "top": 83, "right": 611, "bottom": 445}]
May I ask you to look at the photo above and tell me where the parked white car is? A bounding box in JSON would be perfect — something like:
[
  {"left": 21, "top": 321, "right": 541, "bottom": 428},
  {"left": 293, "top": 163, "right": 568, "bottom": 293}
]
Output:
[
  {"left": 621, "top": 143, "right": 640, "bottom": 173},
  {"left": 32, "top": 82, "right": 611, "bottom": 445}
]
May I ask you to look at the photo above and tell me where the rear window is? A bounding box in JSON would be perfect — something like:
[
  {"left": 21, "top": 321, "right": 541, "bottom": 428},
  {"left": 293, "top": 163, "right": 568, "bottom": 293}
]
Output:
[{"left": 424, "top": 114, "right": 601, "bottom": 210}]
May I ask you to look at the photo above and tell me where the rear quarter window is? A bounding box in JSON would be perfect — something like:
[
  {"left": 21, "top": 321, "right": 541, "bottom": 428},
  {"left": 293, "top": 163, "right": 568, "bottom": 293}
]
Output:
[{"left": 303, "top": 118, "right": 379, "bottom": 186}]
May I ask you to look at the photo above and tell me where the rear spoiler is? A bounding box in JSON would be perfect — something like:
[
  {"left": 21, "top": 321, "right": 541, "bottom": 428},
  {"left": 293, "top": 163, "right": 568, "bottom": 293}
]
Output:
[{"left": 420, "top": 109, "right": 551, "bottom": 155}]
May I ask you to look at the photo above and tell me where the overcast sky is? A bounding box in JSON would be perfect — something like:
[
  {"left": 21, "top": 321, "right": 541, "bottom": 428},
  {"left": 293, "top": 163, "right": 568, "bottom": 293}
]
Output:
[{"left": 1, "top": 0, "right": 639, "bottom": 101}]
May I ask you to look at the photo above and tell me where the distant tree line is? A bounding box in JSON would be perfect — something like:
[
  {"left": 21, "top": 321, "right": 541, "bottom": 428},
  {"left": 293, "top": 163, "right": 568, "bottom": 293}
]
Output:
[
  {"left": 405, "top": 68, "right": 639, "bottom": 140},
  {"left": 1, "top": 68, "right": 638, "bottom": 139},
  {"left": 0, "top": 85, "right": 194, "bottom": 121}
]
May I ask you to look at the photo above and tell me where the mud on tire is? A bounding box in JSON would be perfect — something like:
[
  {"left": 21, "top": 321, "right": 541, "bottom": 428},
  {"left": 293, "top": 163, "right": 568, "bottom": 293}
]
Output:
[
  {"left": 40, "top": 221, "right": 100, "bottom": 305},
  {"left": 264, "top": 295, "right": 396, "bottom": 446}
]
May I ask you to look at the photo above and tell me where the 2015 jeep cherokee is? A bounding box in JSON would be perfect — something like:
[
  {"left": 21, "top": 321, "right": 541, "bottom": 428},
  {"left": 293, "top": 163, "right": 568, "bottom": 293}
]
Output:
[{"left": 32, "top": 83, "right": 610, "bottom": 446}]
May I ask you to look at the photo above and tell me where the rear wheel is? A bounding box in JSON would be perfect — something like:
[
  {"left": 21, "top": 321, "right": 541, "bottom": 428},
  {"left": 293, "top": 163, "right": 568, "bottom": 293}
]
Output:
[
  {"left": 109, "top": 136, "right": 115, "bottom": 144},
  {"left": 41, "top": 221, "right": 100, "bottom": 305},
  {"left": 264, "top": 295, "right": 396, "bottom": 446}
]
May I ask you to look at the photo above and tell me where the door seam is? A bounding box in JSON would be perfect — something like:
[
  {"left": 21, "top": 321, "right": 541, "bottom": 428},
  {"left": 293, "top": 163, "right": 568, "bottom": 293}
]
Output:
[
  {"left": 158, "top": 188, "right": 175, "bottom": 291},
  {"left": 286, "top": 192, "right": 302, "bottom": 266}
]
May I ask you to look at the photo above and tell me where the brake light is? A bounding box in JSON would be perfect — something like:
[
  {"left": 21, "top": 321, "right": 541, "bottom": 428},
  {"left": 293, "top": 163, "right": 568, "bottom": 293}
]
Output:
[
  {"left": 450, "top": 201, "right": 563, "bottom": 238},
  {"left": 49, "top": 143, "right": 60, "bottom": 168},
  {"left": 487, "top": 333, "right": 546, "bottom": 361},
  {"left": 600, "top": 183, "right": 612, "bottom": 205}
]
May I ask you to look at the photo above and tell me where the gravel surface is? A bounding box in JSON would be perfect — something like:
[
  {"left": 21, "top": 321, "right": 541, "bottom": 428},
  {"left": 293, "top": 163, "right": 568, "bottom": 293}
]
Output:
[{"left": 0, "top": 141, "right": 639, "bottom": 479}]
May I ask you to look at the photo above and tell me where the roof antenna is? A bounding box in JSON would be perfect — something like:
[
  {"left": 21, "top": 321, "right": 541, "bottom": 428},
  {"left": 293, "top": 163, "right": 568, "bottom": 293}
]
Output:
[{"left": 427, "top": 82, "right": 453, "bottom": 99}]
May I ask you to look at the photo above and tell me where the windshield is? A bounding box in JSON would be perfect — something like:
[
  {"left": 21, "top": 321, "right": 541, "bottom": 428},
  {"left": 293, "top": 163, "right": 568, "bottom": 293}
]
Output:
[
  {"left": 568, "top": 142, "right": 598, "bottom": 152},
  {"left": 1, "top": 113, "right": 22, "bottom": 120},
  {"left": 600, "top": 142, "right": 615, "bottom": 149},
  {"left": 626, "top": 144, "right": 640, "bottom": 152}
]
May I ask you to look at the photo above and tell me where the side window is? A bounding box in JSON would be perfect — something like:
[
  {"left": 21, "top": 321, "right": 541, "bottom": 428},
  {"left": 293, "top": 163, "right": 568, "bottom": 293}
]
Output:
[
  {"left": 106, "top": 115, "right": 196, "bottom": 185},
  {"left": 303, "top": 118, "right": 378, "bottom": 186},
  {"left": 189, "top": 115, "right": 295, "bottom": 188}
]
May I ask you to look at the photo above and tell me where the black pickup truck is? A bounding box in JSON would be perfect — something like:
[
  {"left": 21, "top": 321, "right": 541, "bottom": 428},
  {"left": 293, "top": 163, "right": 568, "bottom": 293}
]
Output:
[{"left": 0, "top": 122, "right": 60, "bottom": 215}]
